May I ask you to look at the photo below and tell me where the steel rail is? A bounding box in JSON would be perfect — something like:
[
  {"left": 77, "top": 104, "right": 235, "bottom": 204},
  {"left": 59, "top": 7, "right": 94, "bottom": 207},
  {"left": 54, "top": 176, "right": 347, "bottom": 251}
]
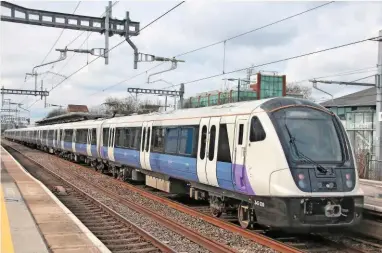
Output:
[
  {"left": 2, "top": 142, "right": 237, "bottom": 253},
  {"left": 3, "top": 143, "right": 175, "bottom": 253}
]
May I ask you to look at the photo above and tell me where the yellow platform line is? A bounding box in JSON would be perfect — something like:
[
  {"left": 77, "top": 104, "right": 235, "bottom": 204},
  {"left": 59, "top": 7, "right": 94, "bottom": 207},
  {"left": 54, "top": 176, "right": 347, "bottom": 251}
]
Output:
[{"left": 1, "top": 187, "right": 14, "bottom": 253}]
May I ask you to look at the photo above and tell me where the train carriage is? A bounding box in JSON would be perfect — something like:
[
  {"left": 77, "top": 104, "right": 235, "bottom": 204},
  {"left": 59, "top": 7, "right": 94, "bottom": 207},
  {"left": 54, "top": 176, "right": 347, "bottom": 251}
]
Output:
[{"left": 3, "top": 97, "right": 364, "bottom": 231}]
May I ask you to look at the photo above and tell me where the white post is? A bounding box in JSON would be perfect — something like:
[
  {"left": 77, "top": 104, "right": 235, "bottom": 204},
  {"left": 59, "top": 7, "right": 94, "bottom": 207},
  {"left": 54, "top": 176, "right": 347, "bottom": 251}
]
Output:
[{"left": 375, "top": 30, "right": 382, "bottom": 179}]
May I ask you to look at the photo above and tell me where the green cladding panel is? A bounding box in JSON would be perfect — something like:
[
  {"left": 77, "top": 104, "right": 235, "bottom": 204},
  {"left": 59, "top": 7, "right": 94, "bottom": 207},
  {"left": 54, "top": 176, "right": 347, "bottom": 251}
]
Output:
[{"left": 260, "top": 75, "right": 284, "bottom": 99}]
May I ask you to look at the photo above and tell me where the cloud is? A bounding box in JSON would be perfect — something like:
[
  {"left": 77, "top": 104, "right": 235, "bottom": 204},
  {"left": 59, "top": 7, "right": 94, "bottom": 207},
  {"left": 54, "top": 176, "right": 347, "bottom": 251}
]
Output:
[{"left": 1, "top": 1, "right": 381, "bottom": 123}]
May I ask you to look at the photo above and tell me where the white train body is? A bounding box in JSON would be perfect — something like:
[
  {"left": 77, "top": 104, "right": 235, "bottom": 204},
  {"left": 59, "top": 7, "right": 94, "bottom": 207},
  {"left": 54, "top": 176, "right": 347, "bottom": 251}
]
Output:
[{"left": 4, "top": 97, "right": 364, "bottom": 230}]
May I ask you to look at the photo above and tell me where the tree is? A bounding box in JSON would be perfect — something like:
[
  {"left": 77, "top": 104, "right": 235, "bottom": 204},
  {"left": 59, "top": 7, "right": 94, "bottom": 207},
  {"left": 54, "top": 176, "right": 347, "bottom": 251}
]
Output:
[
  {"left": 46, "top": 108, "right": 66, "bottom": 118},
  {"left": 93, "top": 96, "right": 162, "bottom": 116},
  {"left": 286, "top": 83, "right": 312, "bottom": 99}
]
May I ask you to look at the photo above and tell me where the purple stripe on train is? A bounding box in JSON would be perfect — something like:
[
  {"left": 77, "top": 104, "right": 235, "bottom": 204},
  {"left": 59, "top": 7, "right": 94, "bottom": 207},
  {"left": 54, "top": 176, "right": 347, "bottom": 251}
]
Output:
[{"left": 233, "top": 164, "right": 255, "bottom": 195}]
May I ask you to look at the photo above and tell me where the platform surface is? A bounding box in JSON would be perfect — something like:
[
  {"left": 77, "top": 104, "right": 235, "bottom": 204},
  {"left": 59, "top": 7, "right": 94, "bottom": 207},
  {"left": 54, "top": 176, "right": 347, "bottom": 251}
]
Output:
[
  {"left": 360, "top": 179, "right": 382, "bottom": 212},
  {"left": 1, "top": 146, "right": 110, "bottom": 253}
]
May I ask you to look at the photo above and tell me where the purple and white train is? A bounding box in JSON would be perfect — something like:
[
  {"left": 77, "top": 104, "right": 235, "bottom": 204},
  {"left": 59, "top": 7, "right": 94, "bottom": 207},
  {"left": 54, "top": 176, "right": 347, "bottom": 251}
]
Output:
[{"left": 4, "top": 97, "right": 364, "bottom": 231}]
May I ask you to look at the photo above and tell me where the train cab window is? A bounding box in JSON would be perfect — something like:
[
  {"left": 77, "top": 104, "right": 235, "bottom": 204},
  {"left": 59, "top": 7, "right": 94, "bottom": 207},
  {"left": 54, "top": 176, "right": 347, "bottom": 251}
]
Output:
[
  {"left": 91, "top": 128, "right": 97, "bottom": 145},
  {"left": 218, "top": 124, "right": 232, "bottom": 163},
  {"left": 200, "top": 126, "right": 207, "bottom": 160},
  {"left": 208, "top": 125, "right": 216, "bottom": 161},
  {"left": 152, "top": 127, "right": 164, "bottom": 152},
  {"left": 178, "top": 128, "right": 194, "bottom": 155},
  {"left": 165, "top": 128, "right": 179, "bottom": 154},
  {"left": 238, "top": 124, "right": 244, "bottom": 145},
  {"left": 145, "top": 128, "right": 151, "bottom": 152},
  {"left": 103, "top": 128, "right": 109, "bottom": 146},
  {"left": 250, "top": 116, "right": 266, "bottom": 142}
]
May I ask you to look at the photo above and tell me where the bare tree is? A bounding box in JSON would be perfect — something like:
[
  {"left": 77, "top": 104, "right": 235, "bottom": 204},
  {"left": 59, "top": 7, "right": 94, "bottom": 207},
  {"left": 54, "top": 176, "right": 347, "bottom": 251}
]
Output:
[
  {"left": 286, "top": 83, "right": 312, "bottom": 99},
  {"left": 46, "top": 108, "right": 66, "bottom": 118}
]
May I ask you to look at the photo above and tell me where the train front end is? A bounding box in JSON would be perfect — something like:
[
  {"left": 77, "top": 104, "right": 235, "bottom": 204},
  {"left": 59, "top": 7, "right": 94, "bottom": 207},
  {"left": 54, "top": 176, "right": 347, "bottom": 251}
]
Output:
[{"left": 261, "top": 98, "right": 364, "bottom": 231}]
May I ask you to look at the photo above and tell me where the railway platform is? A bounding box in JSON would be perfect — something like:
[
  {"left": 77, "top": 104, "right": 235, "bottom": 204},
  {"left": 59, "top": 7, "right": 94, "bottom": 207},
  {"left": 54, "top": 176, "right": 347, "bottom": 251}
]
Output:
[
  {"left": 360, "top": 179, "right": 382, "bottom": 212},
  {"left": 0, "top": 146, "right": 110, "bottom": 253}
]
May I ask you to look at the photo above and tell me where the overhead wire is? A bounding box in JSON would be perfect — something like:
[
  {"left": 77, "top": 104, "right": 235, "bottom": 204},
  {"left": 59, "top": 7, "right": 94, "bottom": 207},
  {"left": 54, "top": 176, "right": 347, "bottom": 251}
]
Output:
[
  {"left": 94, "top": 1, "right": 336, "bottom": 93},
  {"left": 161, "top": 35, "right": 381, "bottom": 89},
  {"left": 28, "top": 1, "right": 186, "bottom": 109}
]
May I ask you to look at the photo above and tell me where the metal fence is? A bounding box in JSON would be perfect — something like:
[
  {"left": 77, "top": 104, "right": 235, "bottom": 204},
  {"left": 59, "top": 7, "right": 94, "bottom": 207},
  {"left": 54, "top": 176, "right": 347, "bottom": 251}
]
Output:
[{"left": 365, "top": 159, "right": 382, "bottom": 181}]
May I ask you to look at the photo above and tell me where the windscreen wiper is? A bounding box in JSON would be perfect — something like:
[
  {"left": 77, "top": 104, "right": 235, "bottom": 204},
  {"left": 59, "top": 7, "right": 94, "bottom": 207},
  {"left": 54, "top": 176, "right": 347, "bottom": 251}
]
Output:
[{"left": 284, "top": 124, "right": 328, "bottom": 174}]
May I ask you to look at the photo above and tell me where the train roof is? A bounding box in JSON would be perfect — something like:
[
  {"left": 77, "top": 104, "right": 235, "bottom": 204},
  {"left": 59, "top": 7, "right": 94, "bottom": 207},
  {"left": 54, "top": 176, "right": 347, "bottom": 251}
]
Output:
[{"left": 4, "top": 97, "right": 322, "bottom": 131}]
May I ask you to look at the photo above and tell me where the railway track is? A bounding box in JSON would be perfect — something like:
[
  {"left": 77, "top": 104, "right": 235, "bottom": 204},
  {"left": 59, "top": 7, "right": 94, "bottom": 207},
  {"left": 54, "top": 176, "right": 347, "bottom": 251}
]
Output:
[
  {"left": 3, "top": 140, "right": 380, "bottom": 253},
  {"left": 5, "top": 146, "right": 175, "bottom": 253},
  {"left": 3, "top": 143, "right": 239, "bottom": 253}
]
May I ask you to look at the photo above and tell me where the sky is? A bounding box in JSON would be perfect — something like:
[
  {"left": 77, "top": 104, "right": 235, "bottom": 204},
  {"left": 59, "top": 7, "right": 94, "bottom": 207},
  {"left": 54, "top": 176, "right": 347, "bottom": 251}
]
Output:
[{"left": 1, "top": 0, "right": 381, "bottom": 123}]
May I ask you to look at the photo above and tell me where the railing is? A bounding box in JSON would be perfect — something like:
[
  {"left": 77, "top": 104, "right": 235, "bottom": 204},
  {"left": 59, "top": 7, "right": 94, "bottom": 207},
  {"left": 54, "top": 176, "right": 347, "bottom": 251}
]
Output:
[{"left": 365, "top": 159, "right": 382, "bottom": 181}]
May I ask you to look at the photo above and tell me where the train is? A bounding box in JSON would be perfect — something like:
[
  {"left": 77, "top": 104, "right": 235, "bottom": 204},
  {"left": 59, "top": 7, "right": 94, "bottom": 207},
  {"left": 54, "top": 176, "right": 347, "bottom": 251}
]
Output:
[{"left": 3, "top": 97, "right": 364, "bottom": 231}]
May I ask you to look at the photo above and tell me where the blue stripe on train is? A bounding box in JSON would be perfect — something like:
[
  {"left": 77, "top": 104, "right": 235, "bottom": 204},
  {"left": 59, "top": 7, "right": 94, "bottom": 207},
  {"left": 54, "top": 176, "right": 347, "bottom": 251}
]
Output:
[
  {"left": 91, "top": 145, "right": 97, "bottom": 157},
  {"left": 150, "top": 152, "right": 198, "bottom": 182},
  {"left": 63, "top": 141, "right": 72, "bottom": 151},
  {"left": 216, "top": 162, "right": 234, "bottom": 191},
  {"left": 114, "top": 147, "right": 141, "bottom": 168},
  {"left": 100, "top": 146, "right": 108, "bottom": 160},
  {"left": 75, "top": 143, "right": 88, "bottom": 155}
]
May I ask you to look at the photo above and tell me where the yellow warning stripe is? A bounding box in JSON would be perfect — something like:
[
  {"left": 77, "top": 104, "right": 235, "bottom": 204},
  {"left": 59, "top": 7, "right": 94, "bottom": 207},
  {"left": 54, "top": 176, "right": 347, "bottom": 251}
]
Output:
[{"left": 1, "top": 187, "right": 14, "bottom": 253}]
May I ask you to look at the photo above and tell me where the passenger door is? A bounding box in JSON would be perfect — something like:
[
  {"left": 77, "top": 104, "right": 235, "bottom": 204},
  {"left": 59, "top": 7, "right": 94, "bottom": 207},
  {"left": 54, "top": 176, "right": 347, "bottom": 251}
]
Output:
[
  {"left": 197, "top": 118, "right": 209, "bottom": 184},
  {"left": 233, "top": 116, "right": 249, "bottom": 193},
  {"left": 205, "top": 117, "right": 220, "bottom": 187},
  {"left": 108, "top": 127, "right": 115, "bottom": 161},
  {"left": 86, "top": 129, "right": 92, "bottom": 156},
  {"left": 140, "top": 122, "right": 153, "bottom": 170}
]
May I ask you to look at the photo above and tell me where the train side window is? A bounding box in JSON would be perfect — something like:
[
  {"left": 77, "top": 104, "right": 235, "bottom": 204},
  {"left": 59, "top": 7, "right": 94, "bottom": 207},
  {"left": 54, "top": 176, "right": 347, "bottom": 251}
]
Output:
[
  {"left": 238, "top": 124, "right": 244, "bottom": 145},
  {"left": 91, "top": 129, "right": 97, "bottom": 145},
  {"left": 124, "top": 128, "right": 131, "bottom": 148},
  {"left": 115, "top": 128, "right": 123, "bottom": 148},
  {"left": 103, "top": 128, "right": 109, "bottom": 146},
  {"left": 142, "top": 128, "right": 146, "bottom": 150},
  {"left": 250, "top": 116, "right": 266, "bottom": 142},
  {"left": 208, "top": 125, "right": 216, "bottom": 161},
  {"left": 134, "top": 128, "right": 142, "bottom": 149},
  {"left": 165, "top": 128, "right": 179, "bottom": 154},
  {"left": 218, "top": 124, "right": 232, "bottom": 163},
  {"left": 145, "top": 128, "right": 151, "bottom": 152},
  {"left": 152, "top": 127, "right": 164, "bottom": 152},
  {"left": 200, "top": 126, "right": 207, "bottom": 159},
  {"left": 179, "top": 127, "right": 194, "bottom": 155}
]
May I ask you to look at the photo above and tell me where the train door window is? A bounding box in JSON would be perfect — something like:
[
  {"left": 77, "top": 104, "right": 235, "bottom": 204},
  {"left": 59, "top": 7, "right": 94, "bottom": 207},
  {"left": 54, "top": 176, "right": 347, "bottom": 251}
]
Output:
[
  {"left": 178, "top": 127, "right": 194, "bottom": 155},
  {"left": 238, "top": 124, "right": 244, "bottom": 145},
  {"left": 218, "top": 124, "right": 232, "bottom": 163},
  {"left": 145, "top": 128, "right": 151, "bottom": 152},
  {"left": 102, "top": 128, "right": 109, "bottom": 146},
  {"left": 208, "top": 125, "right": 216, "bottom": 161},
  {"left": 91, "top": 129, "right": 97, "bottom": 145},
  {"left": 152, "top": 127, "right": 164, "bottom": 152},
  {"left": 250, "top": 116, "right": 266, "bottom": 142},
  {"left": 133, "top": 128, "right": 142, "bottom": 149},
  {"left": 165, "top": 128, "right": 179, "bottom": 154},
  {"left": 142, "top": 128, "right": 146, "bottom": 151},
  {"left": 199, "top": 126, "right": 207, "bottom": 159}
]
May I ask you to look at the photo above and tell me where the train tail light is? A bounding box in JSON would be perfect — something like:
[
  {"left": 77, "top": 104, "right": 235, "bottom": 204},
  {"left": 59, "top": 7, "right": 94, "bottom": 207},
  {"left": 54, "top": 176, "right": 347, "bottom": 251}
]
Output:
[
  {"left": 298, "top": 173, "right": 306, "bottom": 189},
  {"left": 345, "top": 173, "right": 353, "bottom": 188}
]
